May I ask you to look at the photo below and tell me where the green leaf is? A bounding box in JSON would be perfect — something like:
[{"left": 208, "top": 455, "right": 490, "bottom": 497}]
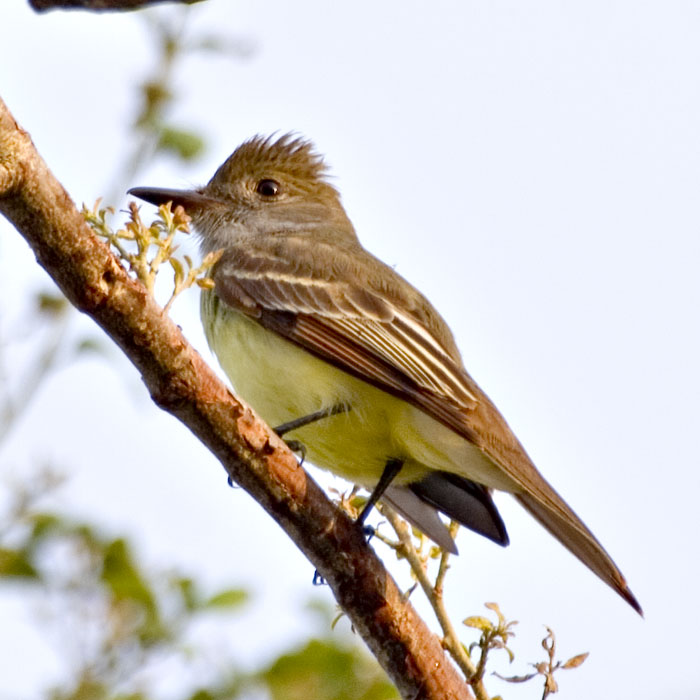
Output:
[
  {"left": 173, "top": 576, "right": 198, "bottom": 611},
  {"left": 30, "top": 512, "right": 62, "bottom": 540},
  {"left": 260, "top": 638, "right": 398, "bottom": 700},
  {"left": 0, "top": 548, "right": 38, "bottom": 579},
  {"left": 187, "top": 691, "right": 215, "bottom": 700},
  {"left": 100, "top": 538, "right": 160, "bottom": 634},
  {"left": 156, "top": 126, "right": 205, "bottom": 161},
  {"left": 203, "top": 588, "right": 249, "bottom": 610}
]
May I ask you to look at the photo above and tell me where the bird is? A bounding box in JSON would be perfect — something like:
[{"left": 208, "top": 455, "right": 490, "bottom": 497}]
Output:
[{"left": 129, "top": 133, "right": 642, "bottom": 615}]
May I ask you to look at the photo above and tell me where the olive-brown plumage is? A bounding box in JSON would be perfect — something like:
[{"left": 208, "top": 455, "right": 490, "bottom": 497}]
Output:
[{"left": 130, "top": 134, "right": 642, "bottom": 615}]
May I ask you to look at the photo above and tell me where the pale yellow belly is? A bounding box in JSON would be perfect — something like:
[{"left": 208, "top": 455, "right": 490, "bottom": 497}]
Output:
[{"left": 201, "top": 291, "right": 517, "bottom": 492}]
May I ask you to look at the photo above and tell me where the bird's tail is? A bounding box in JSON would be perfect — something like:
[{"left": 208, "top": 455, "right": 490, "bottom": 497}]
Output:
[{"left": 515, "top": 491, "right": 643, "bottom": 615}]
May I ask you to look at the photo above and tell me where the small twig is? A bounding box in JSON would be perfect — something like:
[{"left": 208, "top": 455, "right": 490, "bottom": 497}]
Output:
[
  {"left": 434, "top": 520, "right": 459, "bottom": 594},
  {"left": 493, "top": 626, "right": 588, "bottom": 699},
  {"left": 82, "top": 200, "right": 220, "bottom": 314}
]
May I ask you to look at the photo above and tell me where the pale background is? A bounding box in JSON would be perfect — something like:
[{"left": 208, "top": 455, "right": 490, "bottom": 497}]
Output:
[{"left": 1, "top": 1, "right": 699, "bottom": 698}]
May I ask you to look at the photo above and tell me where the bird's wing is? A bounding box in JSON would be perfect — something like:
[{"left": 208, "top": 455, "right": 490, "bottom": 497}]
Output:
[
  {"left": 213, "top": 241, "right": 539, "bottom": 482},
  {"left": 212, "top": 240, "right": 642, "bottom": 614},
  {"left": 213, "top": 240, "right": 481, "bottom": 421}
]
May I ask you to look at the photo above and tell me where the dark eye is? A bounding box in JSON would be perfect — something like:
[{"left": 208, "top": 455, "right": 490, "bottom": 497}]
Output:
[{"left": 256, "top": 179, "right": 281, "bottom": 197}]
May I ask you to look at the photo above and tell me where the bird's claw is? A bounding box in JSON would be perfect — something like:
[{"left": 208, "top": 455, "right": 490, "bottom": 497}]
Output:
[{"left": 284, "top": 439, "right": 307, "bottom": 465}]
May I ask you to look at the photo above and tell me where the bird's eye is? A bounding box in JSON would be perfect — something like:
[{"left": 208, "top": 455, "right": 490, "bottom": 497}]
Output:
[{"left": 256, "top": 179, "right": 281, "bottom": 197}]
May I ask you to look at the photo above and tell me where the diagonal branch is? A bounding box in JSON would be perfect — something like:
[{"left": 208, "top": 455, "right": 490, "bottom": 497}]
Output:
[
  {"left": 0, "top": 95, "right": 476, "bottom": 700},
  {"left": 29, "top": 0, "right": 205, "bottom": 12}
]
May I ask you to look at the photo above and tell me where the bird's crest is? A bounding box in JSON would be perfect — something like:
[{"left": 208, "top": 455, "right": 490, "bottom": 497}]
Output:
[{"left": 209, "top": 133, "right": 333, "bottom": 194}]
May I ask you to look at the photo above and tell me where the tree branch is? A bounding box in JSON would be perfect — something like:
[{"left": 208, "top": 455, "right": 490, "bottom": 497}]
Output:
[
  {"left": 0, "top": 95, "right": 475, "bottom": 700},
  {"left": 28, "top": 0, "right": 204, "bottom": 13}
]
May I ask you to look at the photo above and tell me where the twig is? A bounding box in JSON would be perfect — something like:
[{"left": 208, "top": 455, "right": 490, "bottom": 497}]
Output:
[{"left": 29, "top": 0, "right": 204, "bottom": 12}]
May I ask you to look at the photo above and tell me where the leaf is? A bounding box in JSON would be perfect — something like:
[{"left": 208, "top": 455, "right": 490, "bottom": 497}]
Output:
[
  {"left": 260, "top": 638, "right": 398, "bottom": 700},
  {"left": 156, "top": 125, "right": 205, "bottom": 161},
  {"left": 187, "top": 691, "right": 215, "bottom": 700},
  {"left": 74, "top": 338, "right": 107, "bottom": 355},
  {"left": 492, "top": 671, "right": 538, "bottom": 684},
  {"left": 101, "top": 540, "right": 158, "bottom": 614},
  {"left": 463, "top": 616, "right": 493, "bottom": 632},
  {"left": 173, "top": 576, "right": 198, "bottom": 611},
  {"left": 30, "top": 512, "right": 62, "bottom": 539},
  {"left": 484, "top": 601, "right": 505, "bottom": 624},
  {"left": 202, "top": 249, "right": 223, "bottom": 266},
  {"left": 170, "top": 256, "right": 184, "bottom": 286},
  {"left": 562, "top": 652, "right": 589, "bottom": 669},
  {"left": 0, "top": 548, "right": 38, "bottom": 579},
  {"left": 35, "top": 291, "right": 68, "bottom": 316},
  {"left": 203, "top": 588, "right": 249, "bottom": 610}
]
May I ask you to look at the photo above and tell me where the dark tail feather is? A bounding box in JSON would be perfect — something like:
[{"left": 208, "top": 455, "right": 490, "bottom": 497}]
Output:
[
  {"left": 382, "top": 472, "right": 509, "bottom": 553},
  {"left": 410, "top": 472, "right": 509, "bottom": 546}
]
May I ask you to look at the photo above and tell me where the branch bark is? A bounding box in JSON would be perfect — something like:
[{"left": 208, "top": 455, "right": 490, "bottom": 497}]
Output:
[
  {"left": 29, "top": 0, "right": 204, "bottom": 13},
  {"left": 0, "top": 95, "right": 476, "bottom": 700}
]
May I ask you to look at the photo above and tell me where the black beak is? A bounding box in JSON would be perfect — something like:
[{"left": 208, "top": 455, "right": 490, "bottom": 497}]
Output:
[{"left": 128, "top": 186, "right": 223, "bottom": 211}]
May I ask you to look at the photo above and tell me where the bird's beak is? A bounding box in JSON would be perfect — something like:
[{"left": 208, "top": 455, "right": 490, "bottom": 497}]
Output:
[{"left": 128, "top": 186, "right": 224, "bottom": 212}]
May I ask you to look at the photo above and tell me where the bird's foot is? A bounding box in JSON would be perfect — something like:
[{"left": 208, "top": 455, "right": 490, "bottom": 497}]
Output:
[
  {"left": 361, "top": 522, "right": 375, "bottom": 542},
  {"left": 281, "top": 438, "right": 306, "bottom": 465}
]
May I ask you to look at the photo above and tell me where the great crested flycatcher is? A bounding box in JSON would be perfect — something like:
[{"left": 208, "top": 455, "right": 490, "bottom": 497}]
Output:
[{"left": 130, "top": 134, "right": 641, "bottom": 614}]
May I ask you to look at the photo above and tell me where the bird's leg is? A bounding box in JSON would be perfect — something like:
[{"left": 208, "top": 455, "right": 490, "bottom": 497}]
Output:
[
  {"left": 273, "top": 403, "right": 350, "bottom": 436},
  {"left": 358, "top": 457, "right": 404, "bottom": 526},
  {"left": 273, "top": 403, "right": 350, "bottom": 464},
  {"left": 313, "top": 458, "right": 404, "bottom": 587},
  {"left": 228, "top": 403, "right": 350, "bottom": 487}
]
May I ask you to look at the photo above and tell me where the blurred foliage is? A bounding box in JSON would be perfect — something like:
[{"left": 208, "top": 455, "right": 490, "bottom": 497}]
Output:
[
  {"left": 107, "top": 9, "right": 255, "bottom": 205},
  {"left": 0, "top": 287, "right": 106, "bottom": 445},
  {"left": 260, "top": 638, "right": 397, "bottom": 700},
  {"left": 0, "top": 475, "right": 398, "bottom": 700}
]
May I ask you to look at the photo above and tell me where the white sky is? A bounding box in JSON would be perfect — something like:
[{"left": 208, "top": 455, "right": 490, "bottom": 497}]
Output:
[{"left": 1, "top": 1, "right": 699, "bottom": 699}]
